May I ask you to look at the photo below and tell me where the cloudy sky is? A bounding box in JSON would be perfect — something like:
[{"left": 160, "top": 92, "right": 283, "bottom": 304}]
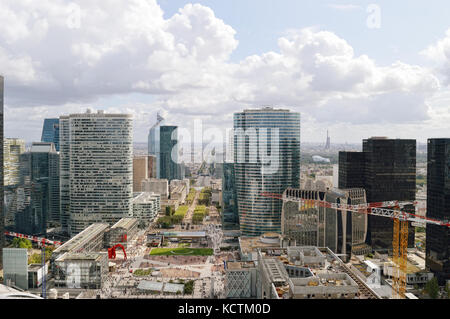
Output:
[{"left": 1, "top": 0, "right": 450, "bottom": 144}]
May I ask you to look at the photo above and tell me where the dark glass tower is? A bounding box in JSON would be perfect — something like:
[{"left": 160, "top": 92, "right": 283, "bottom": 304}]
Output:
[
  {"left": 159, "top": 126, "right": 181, "bottom": 181},
  {"left": 339, "top": 138, "right": 416, "bottom": 250},
  {"left": 234, "top": 107, "right": 301, "bottom": 237},
  {"left": 426, "top": 138, "right": 450, "bottom": 284},
  {"left": 0, "top": 75, "right": 4, "bottom": 265},
  {"left": 222, "top": 163, "right": 239, "bottom": 230},
  {"left": 16, "top": 143, "right": 60, "bottom": 234},
  {"left": 338, "top": 152, "right": 365, "bottom": 189},
  {"left": 41, "top": 118, "right": 60, "bottom": 151}
]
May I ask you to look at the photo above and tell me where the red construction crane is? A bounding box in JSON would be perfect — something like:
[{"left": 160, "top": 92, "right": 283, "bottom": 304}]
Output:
[
  {"left": 4, "top": 231, "right": 63, "bottom": 246},
  {"left": 261, "top": 190, "right": 450, "bottom": 299}
]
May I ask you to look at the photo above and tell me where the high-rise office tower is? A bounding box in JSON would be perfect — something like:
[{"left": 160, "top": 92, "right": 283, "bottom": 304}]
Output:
[
  {"left": 19, "top": 142, "right": 60, "bottom": 227},
  {"left": 222, "top": 163, "right": 239, "bottom": 230},
  {"left": 426, "top": 138, "right": 450, "bottom": 284},
  {"left": 339, "top": 137, "right": 416, "bottom": 250},
  {"left": 338, "top": 152, "right": 365, "bottom": 189},
  {"left": 41, "top": 118, "right": 60, "bottom": 151},
  {"left": 148, "top": 113, "right": 164, "bottom": 177},
  {"left": 0, "top": 75, "right": 4, "bottom": 264},
  {"left": 159, "top": 126, "right": 181, "bottom": 181},
  {"left": 4, "top": 138, "right": 25, "bottom": 186},
  {"left": 60, "top": 110, "right": 133, "bottom": 236},
  {"left": 234, "top": 107, "right": 301, "bottom": 237},
  {"left": 15, "top": 178, "right": 48, "bottom": 236},
  {"left": 59, "top": 116, "right": 70, "bottom": 233},
  {"left": 133, "top": 155, "right": 156, "bottom": 192}
]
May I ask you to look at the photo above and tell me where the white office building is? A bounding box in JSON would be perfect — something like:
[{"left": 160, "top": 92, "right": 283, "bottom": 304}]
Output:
[{"left": 60, "top": 110, "right": 133, "bottom": 236}]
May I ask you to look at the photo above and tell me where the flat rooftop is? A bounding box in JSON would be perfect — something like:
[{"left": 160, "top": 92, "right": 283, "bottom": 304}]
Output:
[
  {"left": 133, "top": 192, "right": 160, "bottom": 203},
  {"left": 54, "top": 223, "right": 110, "bottom": 254},
  {"left": 239, "top": 236, "right": 282, "bottom": 255},
  {"left": 162, "top": 231, "right": 206, "bottom": 238},
  {"left": 227, "top": 261, "right": 256, "bottom": 270},
  {"left": 56, "top": 252, "right": 106, "bottom": 262},
  {"left": 111, "top": 218, "right": 138, "bottom": 230}
]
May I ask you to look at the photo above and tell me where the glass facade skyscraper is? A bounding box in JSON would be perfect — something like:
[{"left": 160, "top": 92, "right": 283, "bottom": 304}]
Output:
[
  {"left": 59, "top": 116, "right": 70, "bottom": 233},
  {"left": 222, "top": 163, "right": 239, "bottom": 230},
  {"left": 159, "top": 126, "right": 181, "bottom": 181},
  {"left": 426, "top": 138, "right": 450, "bottom": 284},
  {"left": 234, "top": 107, "right": 301, "bottom": 237},
  {"left": 41, "top": 118, "right": 60, "bottom": 151},
  {"left": 339, "top": 138, "right": 416, "bottom": 250},
  {"left": 148, "top": 126, "right": 161, "bottom": 178},
  {"left": 18, "top": 142, "right": 60, "bottom": 231},
  {"left": 4, "top": 138, "right": 25, "bottom": 186}
]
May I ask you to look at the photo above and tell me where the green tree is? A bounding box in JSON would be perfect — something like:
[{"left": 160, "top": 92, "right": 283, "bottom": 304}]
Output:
[
  {"left": 11, "top": 238, "right": 32, "bottom": 249},
  {"left": 165, "top": 206, "right": 172, "bottom": 216},
  {"left": 425, "top": 277, "right": 439, "bottom": 299},
  {"left": 184, "top": 280, "right": 195, "bottom": 294}
]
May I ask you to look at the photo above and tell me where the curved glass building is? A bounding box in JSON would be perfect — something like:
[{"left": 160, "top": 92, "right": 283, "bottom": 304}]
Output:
[{"left": 234, "top": 107, "right": 301, "bottom": 237}]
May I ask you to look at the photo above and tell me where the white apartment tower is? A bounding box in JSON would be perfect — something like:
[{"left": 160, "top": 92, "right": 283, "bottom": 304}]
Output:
[{"left": 60, "top": 110, "right": 133, "bottom": 236}]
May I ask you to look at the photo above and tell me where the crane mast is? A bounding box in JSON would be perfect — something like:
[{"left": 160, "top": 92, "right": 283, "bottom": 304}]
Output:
[{"left": 262, "top": 190, "right": 450, "bottom": 299}]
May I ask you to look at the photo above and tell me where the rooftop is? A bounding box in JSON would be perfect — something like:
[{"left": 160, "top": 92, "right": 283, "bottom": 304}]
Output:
[
  {"left": 111, "top": 218, "right": 138, "bottom": 230},
  {"left": 227, "top": 261, "right": 256, "bottom": 270},
  {"left": 30, "top": 142, "right": 56, "bottom": 153},
  {"left": 162, "top": 231, "right": 206, "bottom": 238},
  {"left": 54, "top": 223, "right": 109, "bottom": 254},
  {"left": 239, "top": 235, "right": 283, "bottom": 255},
  {"left": 56, "top": 252, "right": 107, "bottom": 262}
]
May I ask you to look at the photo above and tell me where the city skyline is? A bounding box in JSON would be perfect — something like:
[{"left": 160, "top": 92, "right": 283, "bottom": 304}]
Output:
[
  {"left": 0, "top": 1, "right": 449, "bottom": 302},
  {"left": 0, "top": 1, "right": 449, "bottom": 144}
]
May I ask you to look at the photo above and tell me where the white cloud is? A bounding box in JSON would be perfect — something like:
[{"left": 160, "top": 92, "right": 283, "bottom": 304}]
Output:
[
  {"left": 0, "top": 0, "right": 237, "bottom": 106},
  {"left": 422, "top": 28, "right": 450, "bottom": 85},
  {"left": 326, "top": 4, "right": 362, "bottom": 11},
  {"left": 0, "top": 0, "right": 444, "bottom": 143}
]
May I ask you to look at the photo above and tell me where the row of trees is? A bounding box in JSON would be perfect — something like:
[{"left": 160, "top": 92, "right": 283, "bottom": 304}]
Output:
[
  {"left": 192, "top": 205, "right": 209, "bottom": 224},
  {"left": 198, "top": 187, "right": 212, "bottom": 206},
  {"left": 157, "top": 205, "right": 190, "bottom": 228},
  {"left": 186, "top": 189, "right": 196, "bottom": 204}
]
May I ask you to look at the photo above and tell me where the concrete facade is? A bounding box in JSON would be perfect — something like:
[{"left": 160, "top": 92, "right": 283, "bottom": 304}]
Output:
[
  {"left": 132, "top": 192, "right": 161, "bottom": 225},
  {"left": 141, "top": 178, "right": 169, "bottom": 199},
  {"left": 60, "top": 110, "right": 133, "bottom": 236}
]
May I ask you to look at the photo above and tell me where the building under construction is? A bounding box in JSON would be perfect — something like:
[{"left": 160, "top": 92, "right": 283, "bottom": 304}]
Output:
[{"left": 282, "top": 188, "right": 371, "bottom": 260}]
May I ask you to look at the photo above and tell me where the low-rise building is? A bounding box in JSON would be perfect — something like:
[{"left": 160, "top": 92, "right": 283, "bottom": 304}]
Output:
[
  {"left": 28, "top": 263, "right": 48, "bottom": 289},
  {"left": 170, "top": 184, "right": 187, "bottom": 203},
  {"left": 132, "top": 192, "right": 161, "bottom": 225},
  {"left": 142, "top": 178, "right": 169, "bottom": 199},
  {"left": 256, "top": 246, "right": 380, "bottom": 299},
  {"left": 225, "top": 261, "right": 258, "bottom": 299},
  {"left": 288, "top": 273, "right": 359, "bottom": 299},
  {"left": 52, "top": 223, "right": 109, "bottom": 261},
  {"left": 104, "top": 218, "right": 139, "bottom": 248},
  {"left": 53, "top": 252, "right": 108, "bottom": 289},
  {"left": 2, "top": 248, "right": 29, "bottom": 290}
]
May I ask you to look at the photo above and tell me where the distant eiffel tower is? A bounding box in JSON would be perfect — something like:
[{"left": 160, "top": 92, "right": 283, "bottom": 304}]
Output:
[{"left": 325, "top": 130, "right": 331, "bottom": 150}]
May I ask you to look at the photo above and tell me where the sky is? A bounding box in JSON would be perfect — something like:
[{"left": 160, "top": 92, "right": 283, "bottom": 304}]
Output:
[{"left": 1, "top": 0, "right": 450, "bottom": 144}]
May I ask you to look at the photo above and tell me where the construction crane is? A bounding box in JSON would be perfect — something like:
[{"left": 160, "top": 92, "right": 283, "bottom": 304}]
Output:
[
  {"left": 4, "top": 231, "right": 64, "bottom": 298},
  {"left": 260, "top": 191, "right": 450, "bottom": 299},
  {"left": 4, "top": 231, "right": 63, "bottom": 246}
]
